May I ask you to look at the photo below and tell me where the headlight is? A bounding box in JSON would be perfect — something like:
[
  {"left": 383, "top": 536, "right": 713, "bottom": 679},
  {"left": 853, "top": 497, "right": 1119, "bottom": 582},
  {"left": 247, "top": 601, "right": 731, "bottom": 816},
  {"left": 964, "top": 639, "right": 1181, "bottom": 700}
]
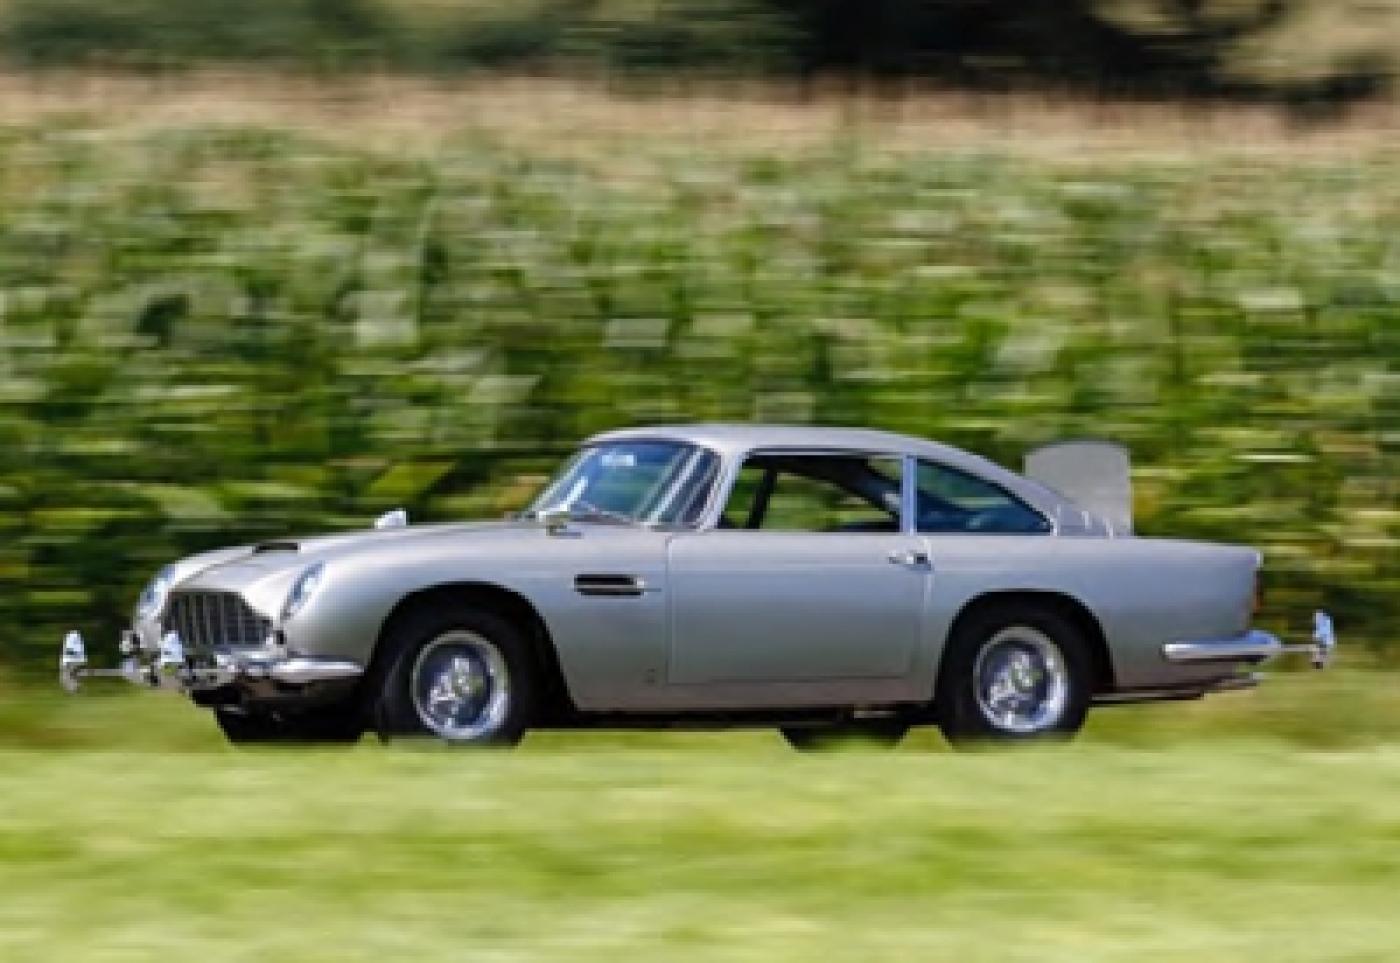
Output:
[
  {"left": 135, "top": 566, "right": 175, "bottom": 621},
  {"left": 281, "top": 563, "right": 325, "bottom": 622}
]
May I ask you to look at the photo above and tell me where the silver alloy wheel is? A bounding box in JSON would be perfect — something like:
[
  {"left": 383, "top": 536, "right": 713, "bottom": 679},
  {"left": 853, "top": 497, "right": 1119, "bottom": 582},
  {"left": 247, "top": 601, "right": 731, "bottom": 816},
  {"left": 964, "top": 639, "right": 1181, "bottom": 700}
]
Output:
[
  {"left": 409, "top": 629, "right": 512, "bottom": 741},
  {"left": 971, "top": 625, "right": 1070, "bottom": 734}
]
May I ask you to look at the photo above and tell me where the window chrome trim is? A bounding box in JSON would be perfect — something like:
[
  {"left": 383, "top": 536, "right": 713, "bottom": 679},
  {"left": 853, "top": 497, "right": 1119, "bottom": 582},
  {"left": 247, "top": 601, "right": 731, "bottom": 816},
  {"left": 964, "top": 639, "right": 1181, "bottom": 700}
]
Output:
[
  {"left": 699, "top": 446, "right": 907, "bottom": 533},
  {"left": 644, "top": 445, "right": 703, "bottom": 524},
  {"left": 901, "top": 454, "right": 917, "bottom": 535},
  {"left": 646, "top": 445, "right": 722, "bottom": 527}
]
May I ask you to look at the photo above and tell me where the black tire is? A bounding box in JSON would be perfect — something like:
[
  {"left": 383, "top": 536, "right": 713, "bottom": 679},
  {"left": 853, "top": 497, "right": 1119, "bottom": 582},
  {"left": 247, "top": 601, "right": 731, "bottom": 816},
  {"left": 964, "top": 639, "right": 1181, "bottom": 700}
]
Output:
[
  {"left": 936, "top": 603, "right": 1092, "bottom": 747},
  {"left": 214, "top": 704, "right": 363, "bottom": 745},
  {"left": 781, "top": 719, "right": 908, "bottom": 752},
  {"left": 369, "top": 604, "right": 535, "bottom": 747}
]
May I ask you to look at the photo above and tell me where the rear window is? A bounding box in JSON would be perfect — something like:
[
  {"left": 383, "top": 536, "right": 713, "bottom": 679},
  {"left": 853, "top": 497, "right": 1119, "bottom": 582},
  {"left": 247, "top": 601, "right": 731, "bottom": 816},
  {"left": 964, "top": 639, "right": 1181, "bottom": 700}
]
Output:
[{"left": 915, "top": 461, "right": 1049, "bottom": 534}]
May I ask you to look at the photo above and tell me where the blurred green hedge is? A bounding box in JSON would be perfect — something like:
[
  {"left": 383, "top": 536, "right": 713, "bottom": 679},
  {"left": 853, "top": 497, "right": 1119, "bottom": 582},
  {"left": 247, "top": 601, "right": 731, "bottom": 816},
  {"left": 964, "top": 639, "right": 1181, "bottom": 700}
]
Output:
[
  {"left": 0, "top": 123, "right": 1394, "bottom": 674},
  {"left": 0, "top": 0, "right": 797, "bottom": 73}
]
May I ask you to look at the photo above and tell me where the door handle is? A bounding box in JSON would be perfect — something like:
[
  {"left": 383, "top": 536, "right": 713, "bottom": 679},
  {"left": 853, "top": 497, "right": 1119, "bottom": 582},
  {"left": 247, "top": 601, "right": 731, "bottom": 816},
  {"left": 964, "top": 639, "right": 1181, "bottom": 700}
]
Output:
[{"left": 887, "top": 548, "right": 930, "bottom": 568}]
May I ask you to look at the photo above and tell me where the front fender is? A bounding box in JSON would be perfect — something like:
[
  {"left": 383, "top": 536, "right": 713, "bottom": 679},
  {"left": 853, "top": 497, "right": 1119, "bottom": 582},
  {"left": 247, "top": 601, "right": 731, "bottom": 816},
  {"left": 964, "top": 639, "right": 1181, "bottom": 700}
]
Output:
[{"left": 280, "top": 525, "right": 672, "bottom": 711}]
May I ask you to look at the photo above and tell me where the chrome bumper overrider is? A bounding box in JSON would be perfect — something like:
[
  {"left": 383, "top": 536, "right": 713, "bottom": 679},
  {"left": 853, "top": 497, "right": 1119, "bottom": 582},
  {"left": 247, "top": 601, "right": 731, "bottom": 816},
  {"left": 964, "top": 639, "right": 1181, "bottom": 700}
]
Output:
[
  {"left": 59, "top": 629, "right": 363, "bottom": 694},
  {"left": 1162, "top": 611, "right": 1337, "bottom": 670}
]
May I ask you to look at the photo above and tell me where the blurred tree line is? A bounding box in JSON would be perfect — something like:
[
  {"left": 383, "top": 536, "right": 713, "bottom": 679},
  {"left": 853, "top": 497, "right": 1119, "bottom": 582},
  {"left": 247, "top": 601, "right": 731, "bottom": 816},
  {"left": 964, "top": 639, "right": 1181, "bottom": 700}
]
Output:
[
  {"left": 0, "top": 0, "right": 1387, "bottom": 104},
  {"left": 0, "top": 124, "right": 1394, "bottom": 674}
]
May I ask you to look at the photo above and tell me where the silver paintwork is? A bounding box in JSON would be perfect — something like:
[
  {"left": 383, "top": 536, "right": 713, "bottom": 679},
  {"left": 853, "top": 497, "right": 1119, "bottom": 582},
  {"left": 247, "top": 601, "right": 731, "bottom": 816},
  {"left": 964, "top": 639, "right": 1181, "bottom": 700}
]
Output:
[
  {"left": 973, "top": 625, "right": 1070, "bottom": 734},
  {"left": 60, "top": 423, "right": 1333, "bottom": 720},
  {"left": 1026, "top": 441, "right": 1134, "bottom": 536}
]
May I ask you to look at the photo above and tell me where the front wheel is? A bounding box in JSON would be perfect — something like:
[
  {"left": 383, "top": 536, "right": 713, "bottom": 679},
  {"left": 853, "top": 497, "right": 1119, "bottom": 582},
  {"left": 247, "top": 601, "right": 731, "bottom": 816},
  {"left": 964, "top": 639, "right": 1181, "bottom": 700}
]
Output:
[
  {"left": 936, "top": 604, "right": 1092, "bottom": 747},
  {"left": 370, "top": 605, "right": 535, "bottom": 747}
]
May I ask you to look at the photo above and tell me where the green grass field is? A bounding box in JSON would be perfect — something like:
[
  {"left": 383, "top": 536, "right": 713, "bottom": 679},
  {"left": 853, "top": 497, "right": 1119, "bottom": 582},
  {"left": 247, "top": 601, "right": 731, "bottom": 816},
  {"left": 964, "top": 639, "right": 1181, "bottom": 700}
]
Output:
[{"left": 1, "top": 672, "right": 1398, "bottom": 960}]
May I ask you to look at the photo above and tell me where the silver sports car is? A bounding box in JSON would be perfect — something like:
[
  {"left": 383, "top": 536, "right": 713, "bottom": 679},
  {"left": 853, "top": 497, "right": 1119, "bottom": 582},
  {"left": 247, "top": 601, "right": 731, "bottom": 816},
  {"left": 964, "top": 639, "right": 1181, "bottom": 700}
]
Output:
[{"left": 60, "top": 424, "right": 1335, "bottom": 747}]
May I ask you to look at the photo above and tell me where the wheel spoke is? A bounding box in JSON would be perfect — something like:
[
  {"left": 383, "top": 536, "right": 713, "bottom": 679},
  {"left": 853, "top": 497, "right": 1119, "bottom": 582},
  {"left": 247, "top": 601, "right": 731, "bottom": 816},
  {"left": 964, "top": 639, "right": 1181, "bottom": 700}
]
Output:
[
  {"left": 410, "top": 630, "right": 511, "bottom": 741},
  {"left": 972, "top": 626, "right": 1070, "bottom": 735}
]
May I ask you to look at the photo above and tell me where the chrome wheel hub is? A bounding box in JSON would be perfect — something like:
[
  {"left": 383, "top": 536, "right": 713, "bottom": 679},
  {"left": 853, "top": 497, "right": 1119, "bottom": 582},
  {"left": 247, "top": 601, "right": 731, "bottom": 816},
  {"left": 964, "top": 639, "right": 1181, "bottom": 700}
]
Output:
[
  {"left": 410, "top": 630, "right": 511, "bottom": 741},
  {"left": 972, "top": 626, "right": 1070, "bottom": 734}
]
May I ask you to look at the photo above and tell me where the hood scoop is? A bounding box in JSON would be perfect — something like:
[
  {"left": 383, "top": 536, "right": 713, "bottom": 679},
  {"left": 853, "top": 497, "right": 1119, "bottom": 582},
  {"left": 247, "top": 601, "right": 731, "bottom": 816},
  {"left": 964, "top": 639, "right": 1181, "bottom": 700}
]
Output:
[{"left": 252, "top": 540, "right": 301, "bottom": 554}]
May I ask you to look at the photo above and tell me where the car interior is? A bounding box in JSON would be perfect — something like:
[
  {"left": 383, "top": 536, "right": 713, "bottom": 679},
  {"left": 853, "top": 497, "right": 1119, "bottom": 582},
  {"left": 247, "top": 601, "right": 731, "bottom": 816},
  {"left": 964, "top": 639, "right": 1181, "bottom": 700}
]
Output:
[{"left": 719, "top": 453, "right": 1049, "bottom": 534}]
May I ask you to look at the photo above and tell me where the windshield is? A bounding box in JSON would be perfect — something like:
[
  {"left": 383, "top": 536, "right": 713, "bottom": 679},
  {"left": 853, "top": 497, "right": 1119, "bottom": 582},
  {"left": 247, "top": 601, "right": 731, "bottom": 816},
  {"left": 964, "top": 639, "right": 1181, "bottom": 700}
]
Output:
[{"left": 528, "top": 440, "right": 718, "bottom": 527}]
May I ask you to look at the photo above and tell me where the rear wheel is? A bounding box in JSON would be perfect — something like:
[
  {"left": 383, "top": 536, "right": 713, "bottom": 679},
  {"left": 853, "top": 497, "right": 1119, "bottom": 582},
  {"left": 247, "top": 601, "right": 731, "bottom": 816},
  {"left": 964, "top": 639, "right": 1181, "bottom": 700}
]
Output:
[
  {"left": 936, "top": 603, "right": 1092, "bottom": 746},
  {"left": 370, "top": 605, "right": 535, "bottom": 746},
  {"left": 781, "top": 719, "right": 908, "bottom": 751},
  {"left": 213, "top": 704, "right": 363, "bottom": 745}
]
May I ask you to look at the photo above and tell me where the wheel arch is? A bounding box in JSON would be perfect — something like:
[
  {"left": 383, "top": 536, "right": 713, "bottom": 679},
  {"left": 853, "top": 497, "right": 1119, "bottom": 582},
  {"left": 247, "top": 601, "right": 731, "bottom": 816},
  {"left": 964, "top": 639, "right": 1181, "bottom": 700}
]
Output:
[
  {"left": 369, "top": 581, "right": 576, "bottom": 721},
  {"left": 938, "top": 590, "right": 1116, "bottom": 696}
]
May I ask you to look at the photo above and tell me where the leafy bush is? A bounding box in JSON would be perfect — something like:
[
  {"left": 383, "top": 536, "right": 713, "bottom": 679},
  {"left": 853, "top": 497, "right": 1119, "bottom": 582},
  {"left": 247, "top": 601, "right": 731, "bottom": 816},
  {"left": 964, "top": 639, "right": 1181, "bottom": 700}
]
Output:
[
  {"left": 0, "top": 121, "right": 1394, "bottom": 675},
  {"left": 0, "top": 0, "right": 796, "bottom": 73},
  {"left": 2, "top": 0, "right": 392, "bottom": 66},
  {"left": 1, "top": 0, "right": 1364, "bottom": 98}
]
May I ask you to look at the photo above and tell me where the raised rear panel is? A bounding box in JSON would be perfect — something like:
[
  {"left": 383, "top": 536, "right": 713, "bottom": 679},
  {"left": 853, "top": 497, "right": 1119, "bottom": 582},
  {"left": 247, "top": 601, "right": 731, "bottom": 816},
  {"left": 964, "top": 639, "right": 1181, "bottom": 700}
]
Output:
[{"left": 1025, "top": 441, "right": 1133, "bottom": 535}]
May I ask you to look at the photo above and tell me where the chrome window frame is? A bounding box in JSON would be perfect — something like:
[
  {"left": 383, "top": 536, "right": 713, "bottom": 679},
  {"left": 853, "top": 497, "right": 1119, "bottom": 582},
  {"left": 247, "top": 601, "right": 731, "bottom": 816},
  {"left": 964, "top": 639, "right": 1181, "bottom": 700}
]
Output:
[
  {"left": 699, "top": 446, "right": 912, "bottom": 533},
  {"left": 647, "top": 445, "right": 721, "bottom": 527}
]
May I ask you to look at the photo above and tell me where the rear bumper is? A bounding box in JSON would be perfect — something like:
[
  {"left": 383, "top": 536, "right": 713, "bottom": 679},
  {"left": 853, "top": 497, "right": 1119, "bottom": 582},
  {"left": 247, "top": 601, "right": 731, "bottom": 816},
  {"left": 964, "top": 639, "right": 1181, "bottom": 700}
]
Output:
[
  {"left": 1161, "top": 611, "right": 1337, "bottom": 670},
  {"left": 60, "top": 629, "right": 363, "bottom": 694}
]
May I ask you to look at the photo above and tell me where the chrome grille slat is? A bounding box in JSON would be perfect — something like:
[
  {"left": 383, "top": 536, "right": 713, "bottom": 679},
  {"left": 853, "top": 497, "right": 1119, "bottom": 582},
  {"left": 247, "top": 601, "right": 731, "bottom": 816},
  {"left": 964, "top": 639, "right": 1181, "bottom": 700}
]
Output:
[{"left": 163, "top": 591, "right": 271, "bottom": 648}]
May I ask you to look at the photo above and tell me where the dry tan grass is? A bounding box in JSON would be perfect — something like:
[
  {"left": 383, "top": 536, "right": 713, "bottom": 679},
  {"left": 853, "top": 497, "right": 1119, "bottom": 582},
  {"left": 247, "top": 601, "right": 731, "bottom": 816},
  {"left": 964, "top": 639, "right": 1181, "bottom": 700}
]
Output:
[{"left": 0, "top": 71, "right": 1397, "bottom": 166}]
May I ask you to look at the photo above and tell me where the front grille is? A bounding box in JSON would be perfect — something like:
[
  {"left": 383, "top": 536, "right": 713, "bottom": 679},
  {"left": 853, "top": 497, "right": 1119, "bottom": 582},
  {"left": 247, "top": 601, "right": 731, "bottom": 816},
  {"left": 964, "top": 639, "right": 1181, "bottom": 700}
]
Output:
[{"left": 164, "top": 591, "right": 272, "bottom": 648}]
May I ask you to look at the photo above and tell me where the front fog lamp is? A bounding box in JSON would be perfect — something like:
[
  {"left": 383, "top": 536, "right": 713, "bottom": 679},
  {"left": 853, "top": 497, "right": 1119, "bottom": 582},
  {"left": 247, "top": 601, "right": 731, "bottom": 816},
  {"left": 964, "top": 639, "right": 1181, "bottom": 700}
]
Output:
[
  {"left": 136, "top": 566, "right": 175, "bottom": 621},
  {"left": 281, "top": 563, "right": 325, "bottom": 622}
]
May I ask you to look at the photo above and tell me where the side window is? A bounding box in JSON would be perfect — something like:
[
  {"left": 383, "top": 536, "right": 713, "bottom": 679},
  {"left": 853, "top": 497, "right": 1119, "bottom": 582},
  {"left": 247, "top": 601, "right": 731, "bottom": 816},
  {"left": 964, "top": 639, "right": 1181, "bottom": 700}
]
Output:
[
  {"left": 720, "top": 454, "right": 901, "bottom": 532},
  {"left": 915, "top": 461, "right": 1049, "bottom": 534}
]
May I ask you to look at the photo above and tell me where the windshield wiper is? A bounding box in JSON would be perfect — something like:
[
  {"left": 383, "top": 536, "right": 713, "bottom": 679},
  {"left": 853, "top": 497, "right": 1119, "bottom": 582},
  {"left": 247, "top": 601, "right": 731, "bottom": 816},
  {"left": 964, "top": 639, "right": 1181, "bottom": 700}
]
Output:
[{"left": 522, "top": 501, "right": 639, "bottom": 526}]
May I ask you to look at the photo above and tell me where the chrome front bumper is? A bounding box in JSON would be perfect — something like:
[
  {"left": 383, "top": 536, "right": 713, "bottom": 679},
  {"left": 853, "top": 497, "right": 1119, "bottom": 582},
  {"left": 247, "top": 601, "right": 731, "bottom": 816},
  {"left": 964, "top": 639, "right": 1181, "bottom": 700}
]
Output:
[
  {"left": 1162, "top": 611, "right": 1337, "bottom": 670},
  {"left": 59, "top": 629, "right": 363, "bottom": 694}
]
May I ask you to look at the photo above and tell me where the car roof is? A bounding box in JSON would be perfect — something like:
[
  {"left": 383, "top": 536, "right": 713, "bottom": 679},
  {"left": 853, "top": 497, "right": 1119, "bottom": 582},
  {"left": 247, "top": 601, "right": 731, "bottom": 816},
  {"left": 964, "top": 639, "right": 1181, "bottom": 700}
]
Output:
[
  {"left": 590, "top": 422, "right": 947, "bottom": 457},
  {"left": 589, "top": 422, "right": 1020, "bottom": 486},
  {"left": 583, "top": 423, "right": 1103, "bottom": 534}
]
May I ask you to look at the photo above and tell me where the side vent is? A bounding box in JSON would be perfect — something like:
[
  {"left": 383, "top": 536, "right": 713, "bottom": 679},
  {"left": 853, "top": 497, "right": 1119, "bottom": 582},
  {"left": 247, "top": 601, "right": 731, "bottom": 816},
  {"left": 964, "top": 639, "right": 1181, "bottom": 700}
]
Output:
[{"left": 574, "top": 574, "right": 646, "bottom": 598}]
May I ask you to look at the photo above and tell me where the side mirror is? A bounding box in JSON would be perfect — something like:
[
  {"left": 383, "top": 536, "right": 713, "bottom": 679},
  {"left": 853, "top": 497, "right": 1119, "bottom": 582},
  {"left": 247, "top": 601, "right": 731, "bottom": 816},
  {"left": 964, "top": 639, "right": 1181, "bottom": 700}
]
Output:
[{"left": 375, "top": 508, "right": 408, "bottom": 530}]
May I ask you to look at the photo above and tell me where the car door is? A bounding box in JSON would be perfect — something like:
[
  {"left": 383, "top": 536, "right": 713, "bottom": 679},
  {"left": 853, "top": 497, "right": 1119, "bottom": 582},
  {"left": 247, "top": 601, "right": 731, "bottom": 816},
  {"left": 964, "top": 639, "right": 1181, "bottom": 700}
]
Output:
[{"left": 665, "top": 452, "right": 929, "bottom": 692}]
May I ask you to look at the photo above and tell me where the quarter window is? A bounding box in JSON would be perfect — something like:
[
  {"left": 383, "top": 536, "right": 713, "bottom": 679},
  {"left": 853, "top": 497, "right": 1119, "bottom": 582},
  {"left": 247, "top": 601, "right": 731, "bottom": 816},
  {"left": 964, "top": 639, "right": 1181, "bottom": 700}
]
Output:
[{"left": 915, "top": 461, "right": 1049, "bottom": 534}]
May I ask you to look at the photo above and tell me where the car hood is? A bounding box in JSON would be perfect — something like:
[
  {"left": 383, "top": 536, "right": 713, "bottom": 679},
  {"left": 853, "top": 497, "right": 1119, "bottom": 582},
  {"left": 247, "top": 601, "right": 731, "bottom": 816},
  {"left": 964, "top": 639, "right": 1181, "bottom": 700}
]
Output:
[{"left": 173, "top": 520, "right": 532, "bottom": 615}]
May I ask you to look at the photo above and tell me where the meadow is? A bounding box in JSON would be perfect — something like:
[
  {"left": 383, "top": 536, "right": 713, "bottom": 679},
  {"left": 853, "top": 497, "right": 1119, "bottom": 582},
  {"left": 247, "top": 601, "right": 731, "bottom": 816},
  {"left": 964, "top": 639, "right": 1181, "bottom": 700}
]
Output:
[{"left": 2, "top": 672, "right": 1400, "bottom": 961}]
